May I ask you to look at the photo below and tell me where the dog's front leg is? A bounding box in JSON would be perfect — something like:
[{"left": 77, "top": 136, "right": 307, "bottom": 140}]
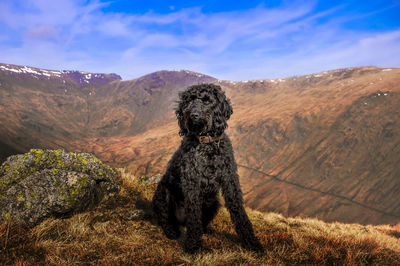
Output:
[
  {"left": 182, "top": 175, "right": 203, "bottom": 254},
  {"left": 152, "top": 182, "right": 181, "bottom": 239},
  {"left": 221, "top": 169, "right": 264, "bottom": 253}
]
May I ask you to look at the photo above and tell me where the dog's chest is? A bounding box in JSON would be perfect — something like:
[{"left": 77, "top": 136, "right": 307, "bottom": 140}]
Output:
[{"left": 193, "top": 144, "right": 224, "bottom": 192}]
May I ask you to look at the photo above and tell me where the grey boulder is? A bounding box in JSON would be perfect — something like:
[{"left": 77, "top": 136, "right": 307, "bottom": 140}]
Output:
[{"left": 0, "top": 149, "right": 120, "bottom": 227}]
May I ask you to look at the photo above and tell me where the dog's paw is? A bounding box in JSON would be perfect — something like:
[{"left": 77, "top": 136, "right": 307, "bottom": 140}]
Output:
[
  {"left": 163, "top": 227, "right": 181, "bottom": 240},
  {"left": 248, "top": 242, "right": 264, "bottom": 254},
  {"left": 243, "top": 237, "right": 264, "bottom": 254},
  {"left": 183, "top": 238, "right": 202, "bottom": 254}
]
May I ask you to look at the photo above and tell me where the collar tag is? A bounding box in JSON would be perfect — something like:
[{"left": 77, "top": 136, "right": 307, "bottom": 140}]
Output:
[
  {"left": 199, "top": 136, "right": 210, "bottom": 143},
  {"left": 198, "top": 135, "right": 222, "bottom": 144}
]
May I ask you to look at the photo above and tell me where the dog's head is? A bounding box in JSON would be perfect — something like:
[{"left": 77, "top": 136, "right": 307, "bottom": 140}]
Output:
[{"left": 176, "top": 84, "right": 233, "bottom": 137}]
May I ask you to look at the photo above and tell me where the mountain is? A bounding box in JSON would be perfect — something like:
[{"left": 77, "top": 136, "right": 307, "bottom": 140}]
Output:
[
  {"left": 0, "top": 63, "right": 121, "bottom": 160},
  {"left": 1, "top": 62, "right": 399, "bottom": 225},
  {"left": 0, "top": 63, "right": 215, "bottom": 160}
]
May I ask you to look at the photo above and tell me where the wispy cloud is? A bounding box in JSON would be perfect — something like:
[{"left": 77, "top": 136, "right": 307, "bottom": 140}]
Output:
[{"left": 0, "top": 0, "right": 399, "bottom": 80}]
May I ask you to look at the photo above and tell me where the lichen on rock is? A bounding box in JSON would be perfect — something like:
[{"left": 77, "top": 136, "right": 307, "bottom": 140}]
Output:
[{"left": 0, "top": 149, "right": 120, "bottom": 227}]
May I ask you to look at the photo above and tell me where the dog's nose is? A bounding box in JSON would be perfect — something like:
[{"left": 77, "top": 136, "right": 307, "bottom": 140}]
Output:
[{"left": 190, "top": 112, "right": 201, "bottom": 120}]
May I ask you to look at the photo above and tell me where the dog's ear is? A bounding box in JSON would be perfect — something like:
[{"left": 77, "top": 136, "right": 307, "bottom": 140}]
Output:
[
  {"left": 210, "top": 85, "right": 233, "bottom": 136},
  {"left": 220, "top": 95, "right": 233, "bottom": 120},
  {"left": 214, "top": 86, "right": 233, "bottom": 120},
  {"left": 176, "top": 108, "right": 188, "bottom": 136},
  {"left": 176, "top": 92, "right": 188, "bottom": 136}
]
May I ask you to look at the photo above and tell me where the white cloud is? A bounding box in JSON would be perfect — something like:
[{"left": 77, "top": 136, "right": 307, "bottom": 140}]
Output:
[{"left": 0, "top": 0, "right": 399, "bottom": 80}]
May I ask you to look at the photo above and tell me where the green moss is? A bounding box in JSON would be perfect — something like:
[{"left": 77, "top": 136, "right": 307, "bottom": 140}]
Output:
[
  {"left": 29, "top": 167, "right": 37, "bottom": 174},
  {"left": 28, "top": 191, "right": 41, "bottom": 202},
  {"left": 4, "top": 212, "right": 10, "bottom": 220},
  {"left": 57, "top": 159, "right": 65, "bottom": 169},
  {"left": 30, "top": 149, "right": 43, "bottom": 156},
  {"left": 12, "top": 169, "right": 18, "bottom": 177},
  {"left": 52, "top": 169, "right": 59, "bottom": 176},
  {"left": 81, "top": 157, "right": 88, "bottom": 165},
  {"left": 30, "top": 149, "right": 44, "bottom": 165},
  {"left": 17, "top": 192, "right": 25, "bottom": 200},
  {"left": 57, "top": 173, "right": 90, "bottom": 206},
  {"left": 1, "top": 163, "right": 10, "bottom": 172},
  {"left": 70, "top": 187, "right": 78, "bottom": 197},
  {"left": 1, "top": 149, "right": 119, "bottom": 205},
  {"left": 78, "top": 175, "right": 89, "bottom": 186}
]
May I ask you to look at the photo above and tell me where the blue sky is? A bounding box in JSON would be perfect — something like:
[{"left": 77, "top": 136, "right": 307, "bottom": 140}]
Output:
[{"left": 0, "top": 0, "right": 399, "bottom": 81}]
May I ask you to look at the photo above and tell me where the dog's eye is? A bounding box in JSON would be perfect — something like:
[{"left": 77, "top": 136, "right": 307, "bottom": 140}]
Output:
[{"left": 202, "top": 96, "right": 211, "bottom": 103}]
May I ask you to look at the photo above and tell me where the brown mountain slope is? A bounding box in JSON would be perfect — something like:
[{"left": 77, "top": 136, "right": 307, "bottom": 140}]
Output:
[
  {"left": 89, "top": 70, "right": 216, "bottom": 137},
  {"left": 1, "top": 63, "right": 399, "bottom": 225},
  {"left": 0, "top": 63, "right": 215, "bottom": 161},
  {"left": 238, "top": 90, "right": 400, "bottom": 225},
  {"left": 0, "top": 63, "right": 122, "bottom": 160},
  {"left": 229, "top": 67, "right": 400, "bottom": 225},
  {"left": 71, "top": 66, "right": 400, "bottom": 225}
]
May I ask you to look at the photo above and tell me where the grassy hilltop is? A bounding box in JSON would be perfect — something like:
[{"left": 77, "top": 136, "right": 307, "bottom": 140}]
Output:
[{"left": 1, "top": 169, "right": 399, "bottom": 265}]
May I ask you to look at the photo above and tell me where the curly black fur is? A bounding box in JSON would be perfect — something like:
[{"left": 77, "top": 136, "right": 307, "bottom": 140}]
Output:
[{"left": 152, "top": 83, "right": 263, "bottom": 254}]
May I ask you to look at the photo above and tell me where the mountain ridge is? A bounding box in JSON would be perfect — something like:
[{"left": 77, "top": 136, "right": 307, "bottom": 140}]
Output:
[{"left": 1, "top": 62, "right": 399, "bottom": 225}]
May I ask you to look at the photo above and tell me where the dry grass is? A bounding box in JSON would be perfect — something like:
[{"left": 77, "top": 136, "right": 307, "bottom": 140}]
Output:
[{"left": 1, "top": 169, "right": 400, "bottom": 265}]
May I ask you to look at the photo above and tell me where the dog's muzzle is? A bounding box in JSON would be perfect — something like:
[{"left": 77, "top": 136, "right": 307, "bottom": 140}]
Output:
[
  {"left": 184, "top": 102, "right": 210, "bottom": 133},
  {"left": 185, "top": 112, "right": 207, "bottom": 132}
]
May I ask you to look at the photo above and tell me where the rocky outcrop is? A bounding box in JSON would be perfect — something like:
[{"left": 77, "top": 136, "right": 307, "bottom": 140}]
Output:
[{"left": 0, "top": 149, "right": 120, "bottom": 227}]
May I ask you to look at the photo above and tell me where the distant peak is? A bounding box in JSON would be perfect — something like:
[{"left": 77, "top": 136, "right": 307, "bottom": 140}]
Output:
[
  {"left": 134, "top": 69, "right": 217, "bottom": 82},
  {"left": 0, "top": 63, "right": 121, "bottom": 84},
  {"left": 217, "top": 66, "right": 395, "bottom": 85},
  {"left": 172, "top": 69, "right": 207, "bottom": 76},
  {"left": 150, "top": 69, "right": 212, "bottom": 78},
  {"left": 62, "top": 70, "right": 121, "bottom": 85},
  {"left": 0, "top": 64, "right": 63, "bottom": 78}
]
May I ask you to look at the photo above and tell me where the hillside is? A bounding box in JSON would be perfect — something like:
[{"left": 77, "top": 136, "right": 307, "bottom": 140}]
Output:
[
  {"left": 69, "top": 66, "right": 400, "bottom": 225},
  {"left": 1, "top": 63, "right": 399, "bottom": 225},
  {"left": 228, "top": 67, "right": 400, "bottom": 225},
  {"left": 0, "top": 63, "right": 122, "bottom": 161},
  {"left": 1, "top": 171, "right": 400, "bottom": 265},
  {"left": 0, "top": 63, "right": 215, "bottom": 161}
]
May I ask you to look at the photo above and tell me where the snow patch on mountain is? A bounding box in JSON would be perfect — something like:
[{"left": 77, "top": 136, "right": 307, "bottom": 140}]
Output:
[{"left": 0, "top": 65, "right": 63, "bottom": 78}]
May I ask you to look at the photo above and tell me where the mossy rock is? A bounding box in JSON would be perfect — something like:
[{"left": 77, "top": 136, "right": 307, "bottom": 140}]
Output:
[{"left": 0, "top": 149, "right": 120, "bottom": 227}]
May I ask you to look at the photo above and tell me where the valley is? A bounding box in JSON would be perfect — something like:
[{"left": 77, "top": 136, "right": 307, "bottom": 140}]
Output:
[{"left": 1, "top": 63, "right": 399, "bottom": 225}]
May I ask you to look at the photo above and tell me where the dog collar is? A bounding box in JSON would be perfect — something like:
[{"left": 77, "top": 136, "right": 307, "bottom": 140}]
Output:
[{"left": 198, "top": 135, "right": 223, "bottom": 144}]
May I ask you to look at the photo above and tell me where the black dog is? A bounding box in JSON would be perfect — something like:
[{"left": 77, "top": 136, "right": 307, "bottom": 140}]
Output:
[{"left": 152, "top": 83, "right": 263, "bottom": 254}]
